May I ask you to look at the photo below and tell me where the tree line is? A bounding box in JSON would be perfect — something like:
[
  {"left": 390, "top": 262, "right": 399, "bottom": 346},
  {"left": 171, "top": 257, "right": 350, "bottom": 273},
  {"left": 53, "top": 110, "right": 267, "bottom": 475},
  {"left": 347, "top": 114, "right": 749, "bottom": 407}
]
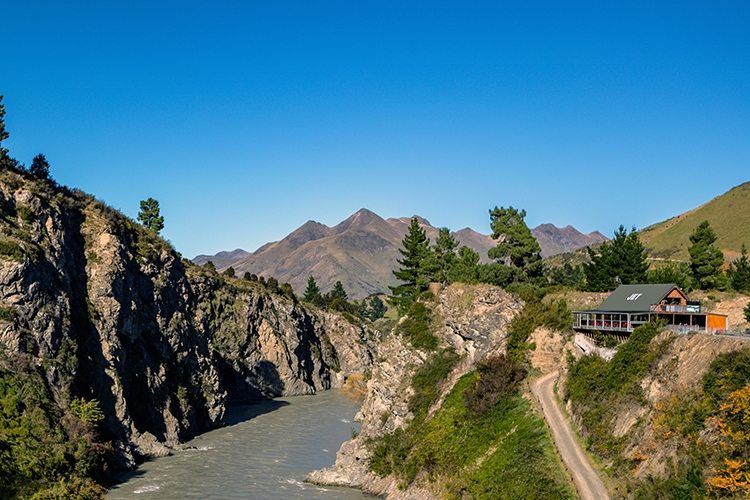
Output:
[
  {"left": 388, "top": 206, "right": 546, "bottom": 312},
  {"left": 554, "top": 220, "right": 750, "bottom": 295}
]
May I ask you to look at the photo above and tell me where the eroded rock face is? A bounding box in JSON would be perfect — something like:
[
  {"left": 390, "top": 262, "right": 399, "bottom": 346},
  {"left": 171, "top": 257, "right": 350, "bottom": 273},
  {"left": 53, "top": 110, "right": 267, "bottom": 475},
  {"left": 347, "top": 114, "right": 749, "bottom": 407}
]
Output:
[
  {"left": 0, "top": 175, "right": 377, "bottom": 466},
  {"left": 307, "top": 283, "right": 523, "bottom": 498}
]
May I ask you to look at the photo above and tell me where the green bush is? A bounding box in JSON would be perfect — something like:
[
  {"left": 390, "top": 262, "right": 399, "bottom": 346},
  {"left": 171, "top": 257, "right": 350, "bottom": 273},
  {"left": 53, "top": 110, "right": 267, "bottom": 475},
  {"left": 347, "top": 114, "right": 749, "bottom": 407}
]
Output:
[
  {"left": 408, "top": 348, "right": 460, "bottom": 418},
  {"left": 507, "top": 297, "right": 571, "bottom": 364},
  {"left": 566, "top": 321, "right": 664, "bottom": 458},
  {"left": 369, "top": 369, "right": 574, "bottom": 498},
  {"left": 397, "top": 301, "right": 439, "bottom": 351},
  {"left": 0, "top": 238, "right": 24, "bottom": 262},
  {"left": 16, "top": 205, "right": 33, "bottom": 223},
  {"left": 464, "top": 354, "right": 525, "bottom": 415},
  {"left": 0, "top": 306, "right": 17, "bottom": 322}
]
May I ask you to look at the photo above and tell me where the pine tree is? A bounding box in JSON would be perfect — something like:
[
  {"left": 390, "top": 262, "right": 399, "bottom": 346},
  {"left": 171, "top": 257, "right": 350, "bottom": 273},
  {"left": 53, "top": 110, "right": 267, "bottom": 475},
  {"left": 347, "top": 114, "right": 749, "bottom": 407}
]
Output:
[
  {"left": 331, "top": 281, "right": 348, "bottom": 300},
  {"left": 137, "top": 198, "right": 165, "bottom": 234},
  {"left": 0, "top": 95, "right": 9, "bottom": 162},
  {"left": 689, "top": 220, "right": 725, "bottom": 290},
  {"left": 29, "top": 154, "right": 50, "bottom": 179},
  {"left": 365, "top": 296, "right": 387, "bottom": 321},
  {"left": 583, "top": 226, "right": 648, "bottom": 291},
  {"left": 389, "top": 217, "right": 431, "bottom": 312},
  {"left": 427, "top": 227, "right": 460, "bottom": 285},
  {"left": 583, "top": 242, "right": 617, "bottom": 292},
  {"left": 610, "top": 225, "right": 648, "bottom": 284},
  {"left": 448, "top": 246, "right": 480, "bottom": 284},
  {"left": 487, "top": 206, "right": 543, "bottom": 283},
  {"left": 729, "top": 244, "right": 750, "bottom": 293},
  {"left": 303, "top": 276, "right": 321, "bottom": 302}
]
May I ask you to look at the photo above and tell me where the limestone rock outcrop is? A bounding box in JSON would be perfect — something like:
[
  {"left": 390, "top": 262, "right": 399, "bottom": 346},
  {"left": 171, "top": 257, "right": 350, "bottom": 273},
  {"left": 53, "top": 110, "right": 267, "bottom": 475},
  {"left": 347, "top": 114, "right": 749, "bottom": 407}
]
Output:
[
  {"left": 0, "top": 172, "right": 377, "bottom": 466},
  {"left": 307, "top": 283, "right": 523, "bottom": 498}
]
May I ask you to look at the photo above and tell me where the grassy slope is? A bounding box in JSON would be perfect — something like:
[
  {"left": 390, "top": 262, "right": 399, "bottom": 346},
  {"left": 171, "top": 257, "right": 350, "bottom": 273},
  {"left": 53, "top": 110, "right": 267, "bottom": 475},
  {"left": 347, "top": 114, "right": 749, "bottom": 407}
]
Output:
[{"left": 639, "top": 181, "right": 750, "bottom": 262}]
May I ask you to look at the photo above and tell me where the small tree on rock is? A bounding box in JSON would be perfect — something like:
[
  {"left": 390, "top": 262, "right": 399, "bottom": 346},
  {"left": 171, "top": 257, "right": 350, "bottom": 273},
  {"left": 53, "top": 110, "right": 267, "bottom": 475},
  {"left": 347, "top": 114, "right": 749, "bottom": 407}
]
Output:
[
  {"left": 331, "top": 281, "right": 348, "bottom": 300},
  {"left": 303, "top": 276, "right": 321, "bottom": 302},
  {"left": 365, "top": 296, "right": 387, "bottom": 321},
  {"left": 389, "top": 217, "right": 432, "bottom": 312},
  {"left": 137, "top": 197, "right": 165, "bottom": 234},
  {"left": 30, "top": 154, "right": 50, "bottom": 179},
  {"left": 487, "top": 206, "right": 543, "bottom": 283}
]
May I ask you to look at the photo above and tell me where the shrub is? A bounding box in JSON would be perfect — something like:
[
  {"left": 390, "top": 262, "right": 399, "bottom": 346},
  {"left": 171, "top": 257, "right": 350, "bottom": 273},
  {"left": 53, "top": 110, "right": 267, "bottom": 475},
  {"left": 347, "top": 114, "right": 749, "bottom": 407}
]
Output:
[
  {"left": 397, "top": 301, "right": 439, "bottom": 351},
  {"left": 0, "top": 306, "right": 17, "bottom": 322},
  {"left": 16, "top": 205, "right": 33, "bottom": 223},
  {"left": 464, "top": 354, "right": 525, "bottom": 415},
  {"left": 0, "top": 238, "right": 24, "bottom": 262},
  {"left": 408, "top": 348, "right": 460, "bottom": 418}
]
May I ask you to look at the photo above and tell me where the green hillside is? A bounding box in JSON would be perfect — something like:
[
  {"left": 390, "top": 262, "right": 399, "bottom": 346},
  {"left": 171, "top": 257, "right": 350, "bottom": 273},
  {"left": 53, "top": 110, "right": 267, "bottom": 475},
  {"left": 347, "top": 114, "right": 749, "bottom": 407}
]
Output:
[{"left": 639, "top": 181, "right": 750, "bottom": 263}]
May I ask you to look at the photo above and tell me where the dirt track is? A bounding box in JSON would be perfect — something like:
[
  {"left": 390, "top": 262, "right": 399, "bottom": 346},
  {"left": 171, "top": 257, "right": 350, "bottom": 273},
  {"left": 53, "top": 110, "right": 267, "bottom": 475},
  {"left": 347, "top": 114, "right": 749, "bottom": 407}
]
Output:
[{"left": 531, "top": 371, "right": 611, "bottom": 500}]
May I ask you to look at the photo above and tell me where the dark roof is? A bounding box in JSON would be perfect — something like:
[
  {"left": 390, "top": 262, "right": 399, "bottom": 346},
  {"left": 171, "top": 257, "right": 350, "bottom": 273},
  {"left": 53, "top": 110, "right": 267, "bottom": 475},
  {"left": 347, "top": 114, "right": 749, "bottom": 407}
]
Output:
[{"left": 593, "top": 283, "right": 681, "bottom": 312}]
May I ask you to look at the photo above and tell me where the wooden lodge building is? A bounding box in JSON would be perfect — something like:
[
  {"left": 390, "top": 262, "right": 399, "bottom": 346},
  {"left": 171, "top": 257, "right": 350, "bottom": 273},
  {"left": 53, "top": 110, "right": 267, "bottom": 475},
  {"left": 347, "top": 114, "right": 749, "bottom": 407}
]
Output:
[{"left": 572, "top": 284, "right": 728, "bottom": 335}]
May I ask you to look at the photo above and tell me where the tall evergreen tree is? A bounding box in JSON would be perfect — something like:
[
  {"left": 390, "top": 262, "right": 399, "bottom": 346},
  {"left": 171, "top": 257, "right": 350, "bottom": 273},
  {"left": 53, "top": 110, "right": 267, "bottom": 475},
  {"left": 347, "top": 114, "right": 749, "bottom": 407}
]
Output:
[
  {"left": 364, "top": 296, "right": 387, "bottom": 321},
  {"left": 583, "top": 242, "right": 617, "bottom": 292},
  {"left": 448, "top": 246, "right": 480, "bottom": 284},
  {"left": 0, "top": 95, "right": 9, "bottom": 161},
  {"left": 583, "top": 225, "right": 648, "bottom": 291},
  {"left": 427, "top": 227, "right": 460, "bottom": 285},
  {"left": 331, "top": 281, "right": 348, "bottom": 300},
  {"left": 610, "top": 225, "right": 649, "bottom": 284},
  {"left": 30, "top": 154, "right": 50, "bottom": 179},
  {"left": 729, "top": 244, "right": 750, "bottom": 293},
  {"left": 303, "top": 276, "right": 321, "bottom": 302},
  {"left": 137, "top": 198, "right": 165, "bottom": 234},
  {"left": 689, "top": 220, "right": 725, "bottom": 290},
  {"left": 389, "top": 217, "right": 431, "bottom": 312},
  {"left": 487, "top": 206, "right": 543, "bottom": 283}
]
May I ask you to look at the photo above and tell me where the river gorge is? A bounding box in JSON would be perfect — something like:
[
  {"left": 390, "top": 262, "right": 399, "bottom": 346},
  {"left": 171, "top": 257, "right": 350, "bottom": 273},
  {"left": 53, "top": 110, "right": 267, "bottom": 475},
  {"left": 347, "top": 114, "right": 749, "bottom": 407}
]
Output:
[{"left": 107, "top": 390, "right": 372, "bottom": 499}]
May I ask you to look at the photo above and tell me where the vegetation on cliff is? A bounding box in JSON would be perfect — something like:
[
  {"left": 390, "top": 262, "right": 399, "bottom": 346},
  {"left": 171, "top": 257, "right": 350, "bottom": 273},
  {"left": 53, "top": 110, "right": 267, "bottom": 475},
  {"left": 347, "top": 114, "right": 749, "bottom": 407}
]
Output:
[
  {"left": 366, "top": 296, "right": 574, "bottom": 499},
  {"left": 566, "top": 324, "right": 750, "bottom": 498}
]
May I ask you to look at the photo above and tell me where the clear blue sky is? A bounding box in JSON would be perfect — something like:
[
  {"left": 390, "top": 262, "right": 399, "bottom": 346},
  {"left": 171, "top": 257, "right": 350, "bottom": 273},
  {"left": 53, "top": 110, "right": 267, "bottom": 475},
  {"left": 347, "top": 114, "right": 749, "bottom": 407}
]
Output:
[{"left": 2, "top": 1, "right": 749, "bottom": 258}]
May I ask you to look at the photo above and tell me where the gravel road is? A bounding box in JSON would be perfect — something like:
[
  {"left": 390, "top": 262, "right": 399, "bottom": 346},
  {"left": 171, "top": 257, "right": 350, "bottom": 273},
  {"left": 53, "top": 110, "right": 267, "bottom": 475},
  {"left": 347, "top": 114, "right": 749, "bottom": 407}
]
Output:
[{"left": 531, "top": 371, "right": 611, "bottom": 500}]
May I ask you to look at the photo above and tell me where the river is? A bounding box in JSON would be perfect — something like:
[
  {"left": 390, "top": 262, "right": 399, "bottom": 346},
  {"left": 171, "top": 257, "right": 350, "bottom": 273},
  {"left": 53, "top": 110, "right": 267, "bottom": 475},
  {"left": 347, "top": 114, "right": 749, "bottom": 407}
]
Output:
[{"left": 107, "top": 390, "right": 374, "bottom": 499}]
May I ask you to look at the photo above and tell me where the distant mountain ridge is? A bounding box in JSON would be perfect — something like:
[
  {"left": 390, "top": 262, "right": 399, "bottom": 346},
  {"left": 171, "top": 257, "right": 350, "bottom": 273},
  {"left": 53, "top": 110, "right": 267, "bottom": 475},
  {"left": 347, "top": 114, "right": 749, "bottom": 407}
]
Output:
[{"left": 194, "top": 209, "right": 606, "bottom": 299}]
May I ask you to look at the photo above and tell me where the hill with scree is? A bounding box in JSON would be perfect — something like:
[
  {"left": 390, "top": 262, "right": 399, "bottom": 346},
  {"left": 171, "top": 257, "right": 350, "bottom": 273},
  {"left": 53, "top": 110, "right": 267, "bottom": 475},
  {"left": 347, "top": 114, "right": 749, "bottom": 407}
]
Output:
[
  {"left": 196, "top": 209, "right": 607, "bottom": 299},
  {"left": 639, "top": 181, "right": 750, "bottom": 262}
]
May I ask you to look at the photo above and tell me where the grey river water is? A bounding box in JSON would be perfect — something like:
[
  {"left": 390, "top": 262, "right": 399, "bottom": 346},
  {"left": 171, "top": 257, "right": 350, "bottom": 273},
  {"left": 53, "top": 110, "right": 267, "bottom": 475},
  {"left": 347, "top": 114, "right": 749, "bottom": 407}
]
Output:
[{"left": 107, "top": 390, "right": 374, "bottom": 499}]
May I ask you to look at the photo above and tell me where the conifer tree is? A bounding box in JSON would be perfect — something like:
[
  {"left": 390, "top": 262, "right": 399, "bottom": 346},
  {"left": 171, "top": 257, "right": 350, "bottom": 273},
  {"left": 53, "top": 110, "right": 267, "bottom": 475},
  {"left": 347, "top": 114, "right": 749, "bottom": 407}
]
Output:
[
  {"left": 487, "top": 206, "right": 543, "bottom": 282},
  {"left": 30, "top": 154, "right": 50, "bottom": 179},
  {"left": 583, "top": 225, "right": 648, "bottom": 291},
  {"left": 389, "top": 217, "right": 431, "bottom": 312},
  {"left": 137, "top": 198, "right": 165, "bottom": 234},
  {"left": 583, "top": 242, "right": 617, "bottom": 292},
  {"left": 365, "top": 296, "right": 387, "bottom": 321},
  {"left": 0, "top": 95, "right": 9, "bottom": 162},
  {"left": 729, "top": 244, "right": 750, "bottom": 292},
  {"left": 689, "top": 220, "right": 725, "bottom": 290},
  {"left": 427, "top": 227, "right": 460, "bottom": 285},
  {"left": 331, "top": 280, "right": 348, "bottom": 300},
  {"left": 610, "top": 225, "right": 649, "bottom": 284},
  {"left": 448, "top": 246, "right": 480, "bottom": 284},
  {"left": 303, "top": 276, "right": 321, "bottom": 301}
]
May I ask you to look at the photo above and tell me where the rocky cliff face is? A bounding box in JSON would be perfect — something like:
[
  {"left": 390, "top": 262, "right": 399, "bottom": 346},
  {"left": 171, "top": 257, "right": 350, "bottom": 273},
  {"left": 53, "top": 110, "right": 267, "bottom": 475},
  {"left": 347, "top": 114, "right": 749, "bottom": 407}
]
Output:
[
  {"left": 306, "top": 283, "right": 523, "bottom": 498},
  {"left": 0, "top": 170, "right": 377, "bottom": 466}
]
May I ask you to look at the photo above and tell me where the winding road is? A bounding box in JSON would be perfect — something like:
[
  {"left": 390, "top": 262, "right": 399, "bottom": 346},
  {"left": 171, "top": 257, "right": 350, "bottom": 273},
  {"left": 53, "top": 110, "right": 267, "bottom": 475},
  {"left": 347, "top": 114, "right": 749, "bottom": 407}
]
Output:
[{"left": 531, "top": 371, "right": 611, "bottom": 500}]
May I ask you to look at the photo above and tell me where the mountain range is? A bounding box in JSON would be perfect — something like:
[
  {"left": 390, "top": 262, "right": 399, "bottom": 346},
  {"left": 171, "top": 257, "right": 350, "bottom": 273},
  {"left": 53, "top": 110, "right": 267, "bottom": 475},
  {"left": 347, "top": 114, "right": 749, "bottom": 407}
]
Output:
[{"left": 193, "top": 209, "right": 608, "bottom": 299}]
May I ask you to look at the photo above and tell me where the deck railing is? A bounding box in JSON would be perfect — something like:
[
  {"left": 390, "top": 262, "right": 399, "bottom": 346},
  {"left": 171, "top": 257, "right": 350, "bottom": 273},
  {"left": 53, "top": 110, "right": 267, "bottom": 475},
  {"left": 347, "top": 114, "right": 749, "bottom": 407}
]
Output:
[{"left": 650, "top": 304, "right": 701, "bottom": 313}]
